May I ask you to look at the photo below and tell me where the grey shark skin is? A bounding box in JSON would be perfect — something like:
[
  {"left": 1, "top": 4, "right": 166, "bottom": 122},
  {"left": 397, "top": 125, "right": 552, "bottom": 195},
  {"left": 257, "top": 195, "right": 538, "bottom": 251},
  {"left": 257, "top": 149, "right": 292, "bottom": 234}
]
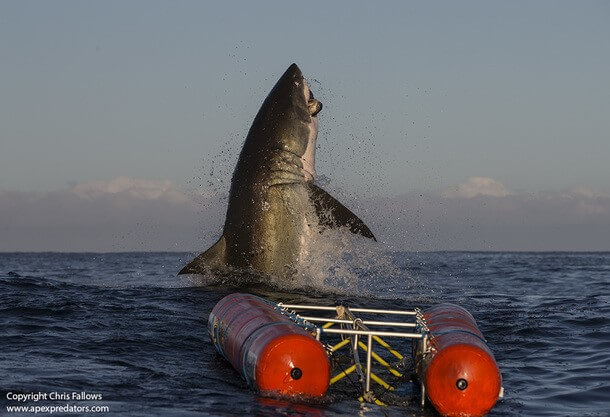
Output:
[{"left": 180, "top": 63, "right": 375, "bottom": 279}]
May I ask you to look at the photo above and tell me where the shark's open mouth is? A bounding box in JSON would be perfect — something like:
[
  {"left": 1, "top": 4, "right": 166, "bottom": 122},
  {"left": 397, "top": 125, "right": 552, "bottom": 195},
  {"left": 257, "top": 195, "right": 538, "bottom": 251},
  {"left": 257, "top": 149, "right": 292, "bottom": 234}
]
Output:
[
  {"left": 301, "top": 84, "right": 320, "bottom": 182},
  {"left": 307, "top": 90, "right": 323, "bottom": 116}
]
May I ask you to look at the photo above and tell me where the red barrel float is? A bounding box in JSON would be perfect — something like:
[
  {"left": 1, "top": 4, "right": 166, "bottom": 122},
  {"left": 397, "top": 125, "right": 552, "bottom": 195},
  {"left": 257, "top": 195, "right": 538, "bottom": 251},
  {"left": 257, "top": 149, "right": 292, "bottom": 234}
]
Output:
[
  {"left": 208, "top": 293, "right": 330, "bottom": 397},
  {"left": 416, "top": 304, "right": 502, "bottom": 417}
]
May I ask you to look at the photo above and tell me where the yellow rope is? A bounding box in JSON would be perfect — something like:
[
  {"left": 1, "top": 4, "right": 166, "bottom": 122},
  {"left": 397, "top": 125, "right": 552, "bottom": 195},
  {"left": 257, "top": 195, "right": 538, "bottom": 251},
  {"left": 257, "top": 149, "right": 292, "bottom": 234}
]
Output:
[
  {"left": 330, "top": 364, "right": 356, "bottom": 385},
  {"left": 370, "top": 371, "right": 394, "bottom": 391},
  {"left": 327, "top": 330, "right": 403, "bottom": 397},
  {"left": 330, "top": 338, "right": 351, "bottom": 352},
  {"left": 330, "top": 364, "right": 394, "bottom": 391},
  {"left": 358, "top": 396, "right": 387, "bottom": 406},
  {"left": 357, "top": 341, "right": 403, "bottom": 377},
  {"left": 373, "top": 335, "right": 403, "bottom": 360}
]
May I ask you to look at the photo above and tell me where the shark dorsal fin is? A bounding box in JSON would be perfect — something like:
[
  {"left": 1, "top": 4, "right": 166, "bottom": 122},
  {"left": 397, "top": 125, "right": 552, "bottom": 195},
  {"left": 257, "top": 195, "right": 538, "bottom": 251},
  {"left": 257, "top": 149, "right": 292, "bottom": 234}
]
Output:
[{"left": 308, "top": 183, "right": 376, "bottom": 241}]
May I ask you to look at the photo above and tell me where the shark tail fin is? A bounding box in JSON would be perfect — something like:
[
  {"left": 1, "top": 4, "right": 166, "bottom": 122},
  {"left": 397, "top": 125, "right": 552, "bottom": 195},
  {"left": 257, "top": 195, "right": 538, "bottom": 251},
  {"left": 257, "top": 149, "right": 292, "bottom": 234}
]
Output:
[
  {"left": 179, "top": 235, "right": 228, "bottom": 275},
  {"left": 308, "top": 183, "right": 376, "bottom": 241}
]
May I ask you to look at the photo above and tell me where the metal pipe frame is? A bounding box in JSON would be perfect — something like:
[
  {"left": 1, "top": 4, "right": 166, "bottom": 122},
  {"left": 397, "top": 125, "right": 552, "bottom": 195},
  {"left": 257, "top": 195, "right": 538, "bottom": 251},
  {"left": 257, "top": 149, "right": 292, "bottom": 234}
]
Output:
[
  {"left": 321, "top": 328, "right": 423, "bottom": 339},
  {"left": 277, "top": 300, "right": 430, "bottom": 405},
  {"left": 365, "top": 334, "right": 373, "bottom": 392},
  {"left": 299, "top": 316, "right": 417, "bottom": 328},
  {"left": 278, "top": 304, "right": 418, "bottom": 316}
]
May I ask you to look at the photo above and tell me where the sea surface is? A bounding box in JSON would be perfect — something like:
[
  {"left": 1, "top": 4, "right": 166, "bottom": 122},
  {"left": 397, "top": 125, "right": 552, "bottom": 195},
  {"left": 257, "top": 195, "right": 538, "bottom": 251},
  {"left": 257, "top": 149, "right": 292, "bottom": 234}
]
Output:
[{"left": 1, "top": 252, "right": 609, "bottom": 416}]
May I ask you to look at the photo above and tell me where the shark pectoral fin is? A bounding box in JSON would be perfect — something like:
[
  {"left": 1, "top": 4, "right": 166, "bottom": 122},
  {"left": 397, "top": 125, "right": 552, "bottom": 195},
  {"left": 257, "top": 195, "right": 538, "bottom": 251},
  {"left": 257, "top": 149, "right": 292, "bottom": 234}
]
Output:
[
  {"left": 178, "top": 235, "right": 228, "bottom": 275},
  {"left": 307, "top": 183, "right": 376, "bottom": 241}
]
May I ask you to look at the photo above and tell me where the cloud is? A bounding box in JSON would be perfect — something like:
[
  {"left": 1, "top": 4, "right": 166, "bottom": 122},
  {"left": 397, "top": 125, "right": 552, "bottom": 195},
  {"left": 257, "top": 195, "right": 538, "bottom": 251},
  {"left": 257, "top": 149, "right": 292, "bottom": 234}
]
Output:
[
  {"left": 0, "top": 177, "right": 224, "bottom": 252},
  {"left": 442, "top": 176, "right": 511, "bottom": 198},
  {"left": 565, "top": 187, "right": 610, "bottom": 199},
  {"left": 71, "top": 176, "right": 191, "bottom": 204},
  {"left": 358, "top": 178, "right": 610, "bottom": 251},
  {"left": 1, "top": 176, "right": 609, "bottom": 251}
]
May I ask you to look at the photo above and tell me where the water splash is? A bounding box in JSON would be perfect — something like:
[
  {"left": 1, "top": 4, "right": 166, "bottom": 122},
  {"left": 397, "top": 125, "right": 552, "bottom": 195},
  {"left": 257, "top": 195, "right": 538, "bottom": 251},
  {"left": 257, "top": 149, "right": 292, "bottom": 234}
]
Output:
[
  {"left": 181, "top": 227, "right": 417, "bottom": 299},
  {"left": 296, "top": 227, "right": 407, "bottom": 297}
]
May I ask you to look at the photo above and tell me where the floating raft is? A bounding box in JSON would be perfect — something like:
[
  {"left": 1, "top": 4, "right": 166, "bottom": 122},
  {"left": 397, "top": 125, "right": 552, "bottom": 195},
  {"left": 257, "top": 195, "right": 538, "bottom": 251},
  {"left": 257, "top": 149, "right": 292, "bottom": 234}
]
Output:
[{"left": 208, "top": 293, "right": 503, "bottom": 417}]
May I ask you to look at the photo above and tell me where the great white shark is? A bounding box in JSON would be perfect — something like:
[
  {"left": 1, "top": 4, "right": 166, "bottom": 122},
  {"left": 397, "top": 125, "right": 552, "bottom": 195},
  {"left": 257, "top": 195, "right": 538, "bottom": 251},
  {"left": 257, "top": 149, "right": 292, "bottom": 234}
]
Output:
[{"left": 180, "top": 63, "right": 375, "bottom": 279}]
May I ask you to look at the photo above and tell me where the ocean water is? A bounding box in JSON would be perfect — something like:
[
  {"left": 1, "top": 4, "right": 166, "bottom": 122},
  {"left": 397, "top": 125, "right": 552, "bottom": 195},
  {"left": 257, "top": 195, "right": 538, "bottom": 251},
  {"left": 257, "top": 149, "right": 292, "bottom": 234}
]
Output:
[{"left": 1, "top": 251, "right": 609, "bottom": 416}]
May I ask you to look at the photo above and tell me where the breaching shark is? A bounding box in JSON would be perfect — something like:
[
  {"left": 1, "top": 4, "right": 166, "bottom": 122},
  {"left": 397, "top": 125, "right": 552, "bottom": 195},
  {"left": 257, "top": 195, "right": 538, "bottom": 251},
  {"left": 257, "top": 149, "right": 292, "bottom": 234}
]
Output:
[{"left": 180, "top": 63, "right": 375, "bottom": 279}]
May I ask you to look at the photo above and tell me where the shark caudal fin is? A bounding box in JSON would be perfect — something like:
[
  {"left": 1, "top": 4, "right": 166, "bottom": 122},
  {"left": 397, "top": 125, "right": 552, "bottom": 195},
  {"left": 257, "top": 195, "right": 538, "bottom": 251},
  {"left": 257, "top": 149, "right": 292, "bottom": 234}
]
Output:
[
  {"left": 308, "top": 183, "right": 376, "bottom": 241},
  {"left": 179, "top": 235, "right": 228, "bottom": 275}
]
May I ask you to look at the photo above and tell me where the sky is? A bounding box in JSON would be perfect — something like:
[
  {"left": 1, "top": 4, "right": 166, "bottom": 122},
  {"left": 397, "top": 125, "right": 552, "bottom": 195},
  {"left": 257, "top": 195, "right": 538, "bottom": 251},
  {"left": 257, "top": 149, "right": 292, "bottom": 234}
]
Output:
[{"left": 1, "top": 1, "right": 609, "bottom": 251}]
